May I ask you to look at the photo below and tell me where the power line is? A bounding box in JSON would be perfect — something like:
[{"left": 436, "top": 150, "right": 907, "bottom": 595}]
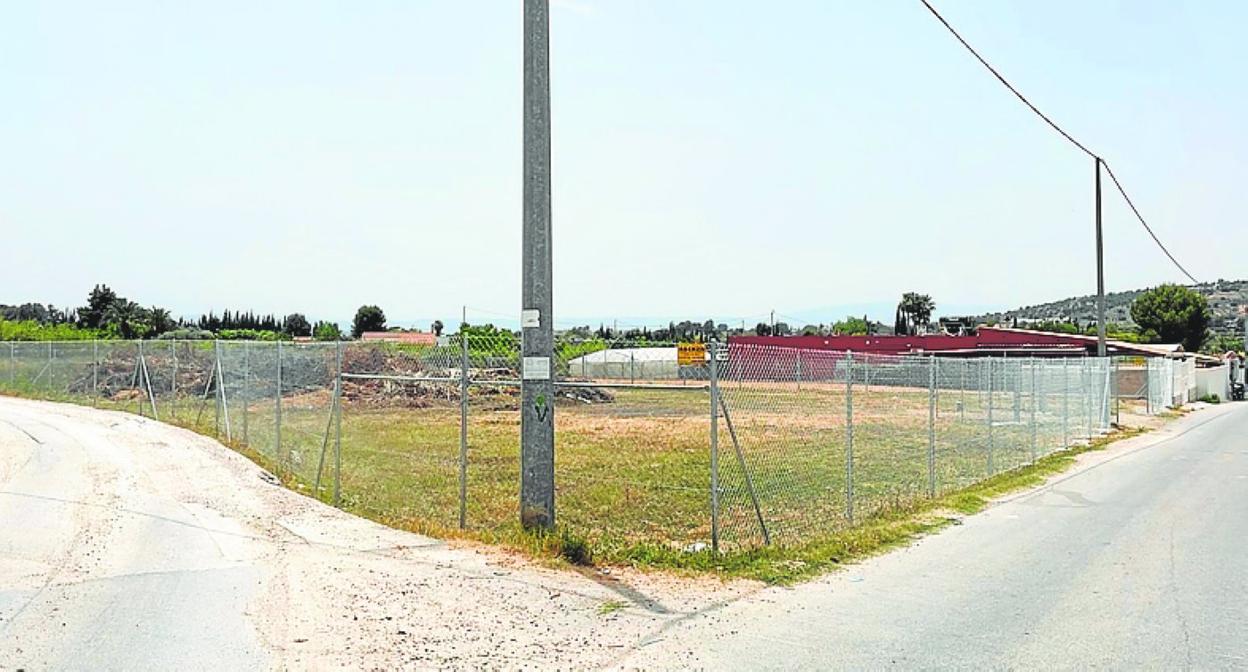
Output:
[
  {"left": 1100, "top": 162, "right": 1198, "bottom": 283},
  {"left": 919, "top": 0, "right": 1198, "bottom": 284},
  {"left": 918, "top": 0, "right": 1095, "bottom": 159}
]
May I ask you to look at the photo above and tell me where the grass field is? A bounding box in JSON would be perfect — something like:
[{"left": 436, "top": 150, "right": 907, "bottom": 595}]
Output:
[{"left": 0, "top": 343, "right": 1117, "bottom": 581}]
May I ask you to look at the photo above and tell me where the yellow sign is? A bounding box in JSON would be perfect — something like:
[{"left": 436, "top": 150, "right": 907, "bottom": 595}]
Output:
[{"left": 677, "top": 342, "right": 707, "bottom": 366}]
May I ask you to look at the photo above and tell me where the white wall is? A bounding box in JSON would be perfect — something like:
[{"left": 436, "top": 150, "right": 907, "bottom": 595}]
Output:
[{"left": 1194, "top": 364, "right": 1231, "bottom": 402}]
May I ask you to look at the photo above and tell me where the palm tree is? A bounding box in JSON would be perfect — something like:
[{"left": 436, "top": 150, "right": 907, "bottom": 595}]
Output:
[
  {"left": 897, "top": 293, "right": 936, "bottom": 335},
  {"left": 103, "top": 300, "right": 150, "bottom": 339},
  {"left": 148, "top": 306, "right": 174, "bottom": 335}
]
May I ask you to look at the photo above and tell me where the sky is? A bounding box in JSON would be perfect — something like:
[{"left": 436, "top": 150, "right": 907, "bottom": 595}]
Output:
[{"left": 2, "top": 1, "right": 1245, "bottom": 331}]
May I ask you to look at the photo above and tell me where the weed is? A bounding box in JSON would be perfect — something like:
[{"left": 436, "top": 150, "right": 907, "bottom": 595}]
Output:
[{"left": 597, "top": 600, "right": 627, "bottom": 615}]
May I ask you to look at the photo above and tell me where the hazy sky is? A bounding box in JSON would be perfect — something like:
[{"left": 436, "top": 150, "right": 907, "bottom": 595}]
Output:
[{"left": 3, "top": 1, "right": 1245, "bottom": 329}]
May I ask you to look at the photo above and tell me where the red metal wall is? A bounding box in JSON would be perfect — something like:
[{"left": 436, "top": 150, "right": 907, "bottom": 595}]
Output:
[
  {"left": 729, "top": 328, "right": 1094, "bottom": 355},
  {"left": 728, "top": 334, "right": 982, "bottom": 355}
]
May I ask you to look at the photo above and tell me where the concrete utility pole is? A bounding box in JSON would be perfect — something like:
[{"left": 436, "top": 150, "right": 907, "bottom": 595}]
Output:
[
  {"left": 1095, "top": 157, "right": 1106, "bottom": 357},
  {"left": 520, "top": 0, "right": 555, "bottom": 530}
]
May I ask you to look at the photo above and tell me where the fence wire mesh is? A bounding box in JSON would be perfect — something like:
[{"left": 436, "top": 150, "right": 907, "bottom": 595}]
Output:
[{"left": 2, "top": 336, "right": 1137, "bottom": 554}]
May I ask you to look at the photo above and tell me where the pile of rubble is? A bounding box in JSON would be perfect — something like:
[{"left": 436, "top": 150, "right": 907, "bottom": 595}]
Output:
[
  {"left": 66, "top": 351, "right": 215, "bottom": 401},
  {"left": 340, "top": 371, "right": 614, "bottom": 410}
]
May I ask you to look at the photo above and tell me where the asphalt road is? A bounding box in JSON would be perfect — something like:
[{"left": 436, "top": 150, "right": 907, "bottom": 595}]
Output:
[{"left": 626, "top": 402, "right": 1248, "bottom": 670}]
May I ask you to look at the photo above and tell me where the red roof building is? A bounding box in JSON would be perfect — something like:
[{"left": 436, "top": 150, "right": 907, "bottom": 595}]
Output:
[{"left": 730, "top": 326, "right": 1184, "bottom": 359}]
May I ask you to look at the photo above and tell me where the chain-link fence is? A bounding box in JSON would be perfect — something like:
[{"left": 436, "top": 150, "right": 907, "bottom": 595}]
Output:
[
  {"left": 709, "top": 346, "right": 1113, "bottom": 549},
  {"left": 2, "top": 336, "right": 1127, "bottom": 555}
]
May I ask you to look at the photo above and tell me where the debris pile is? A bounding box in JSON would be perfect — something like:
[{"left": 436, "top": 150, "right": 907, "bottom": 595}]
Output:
[
  {"left": 66, "top": 351, "right": 215, "bottom": 401},
  {"left": 49, "top": 344, "right": 616, "bottom": 408}
]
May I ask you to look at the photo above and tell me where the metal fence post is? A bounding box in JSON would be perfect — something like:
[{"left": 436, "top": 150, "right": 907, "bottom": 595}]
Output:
[
  {"left": 927, "top": 355, "right": 936, "bottom": 498},
  {"left": 217, "top": 341, "right": 231, "bottom": 440},
  {"left": 242, "top": 342, "right": 250, "bottom": 443},
  {"left": 1030, "top": 357, "right": 1038, "bottom": 462},
  {"left": 1145, "top": 358, "right": 1153, "bottom": 415},
  {"left": 168, "top": 342, "right": 175, "bottom": 414},
  {"left": 1062, "top": 360, "right": 1070, "bottom": 447},
  {"left": 845, "top": 352, "right": 855, "bottom": 524},
  {"left": 986, "top": 358, "right": 995, "bottom": 475},
  {"left": 213, "top": 341, "right": 221, "bottom": 436},
  {"left": 1084, "top": 358, "right": 1092, "bottom": 440},
  {"left": 796, "top": 349, "right": 803, "bottom": 391},
  {"left": 1013, "top": 359, "right": 1021, "bottom": 423},
  {"left": 1113, "top": 357, "right": 1120, "bottom": 426},
  {"left": 276, "top": 340, "right": 283, "bottom": 464},
  {"left": 334, "top": 340, "right": 343, "bottom": 507},
  {"left": 139, "top": 340, "right": 155, "bottom": 418},
  {"left": 46, "top": 341, "right": 52, "bottom": 392},
  {"left": 1104, "top": 359, "right": 1112, "bottom": 430},
  {"left": 91, "top": 340, "right": 98, "bottom": 405},
  {"left": 169, "top": 342, "right": 179, "bottom": 414},
  {"left": 138, "top": 340, "right": 145, "bottom": 416},
  {"left": 959, "top": 358, "right": 966, "bottom": 421},
  {"left": 459, "top": 331, "right": 470, "bottom": 530},
  {"left": 708, "top": 340, "right": 721, "bottom": 553},
  {"left": 8, "top": 342, "right": 14, "bottom": 387}
]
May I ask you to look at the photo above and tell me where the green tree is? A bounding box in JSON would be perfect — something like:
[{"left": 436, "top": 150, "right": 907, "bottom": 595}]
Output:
[
  {"left": 351, "top": 305, "right": 386, "bottom": 338},
  {"left": 147, "top": 306, "right": 175, "bottom": 336},
  {"left": 1129, "top": 284, "right": 1211, "bottom": 352},
  {"left": 832, "top": 316, "right": 870, "bottom": 336},
  {"left": 754, "top": 322, "right": 772, "bottom": 336},
  {"left": 78, "top": 284, "right": 119, "bottom": 329},
  {"left": 283, "top": 313, "right": 311, "bottom": 337},
  {"left": 103, "top": 300, "right": 151, "bottom": 339},
  {"left": 313, "top": 321, "right": 342, "bottom": 341},
  {"left": 1202, "top": 332, "right": 1243, "bottom": 355},
  {"left": 431, "top": 320, "right": 445, "bottom": 337}
]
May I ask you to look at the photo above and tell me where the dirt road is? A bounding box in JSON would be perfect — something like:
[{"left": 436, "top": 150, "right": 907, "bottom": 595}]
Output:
[{"left": 0, "top": 396, "right": 746, "bottom": 671}]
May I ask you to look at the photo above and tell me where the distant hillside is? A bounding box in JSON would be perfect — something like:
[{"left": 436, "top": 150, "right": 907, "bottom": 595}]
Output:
[{"left": 973, "top": 280, "right": 1248, "bottom": 335}]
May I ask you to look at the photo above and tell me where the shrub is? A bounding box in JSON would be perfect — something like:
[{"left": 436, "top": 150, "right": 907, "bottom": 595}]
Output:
[
  {"left": 0, "top": 318, "right": 103, "bottom": 341},
  {"left": 155, "top": 328, "right": 215, "bottom": 340},
  {"left": 217, "top": 329, "right": 285, "bottom": 341}
]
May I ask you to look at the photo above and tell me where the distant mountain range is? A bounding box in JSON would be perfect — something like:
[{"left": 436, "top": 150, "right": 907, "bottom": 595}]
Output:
[{"left": 970, "top": 280, "right": 1248, "bottom": 334}]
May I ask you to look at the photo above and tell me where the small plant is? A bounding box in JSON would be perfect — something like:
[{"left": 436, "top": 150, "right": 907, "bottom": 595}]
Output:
[
  {"left": 557, "top": 528, "right": 593, "bottom": 566},
  {"left": 1198, "top": 393, "right": 1221, "bottom": 404},
  {"left": 597, "top": 600, "right": 627, "bottom": 616}
]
